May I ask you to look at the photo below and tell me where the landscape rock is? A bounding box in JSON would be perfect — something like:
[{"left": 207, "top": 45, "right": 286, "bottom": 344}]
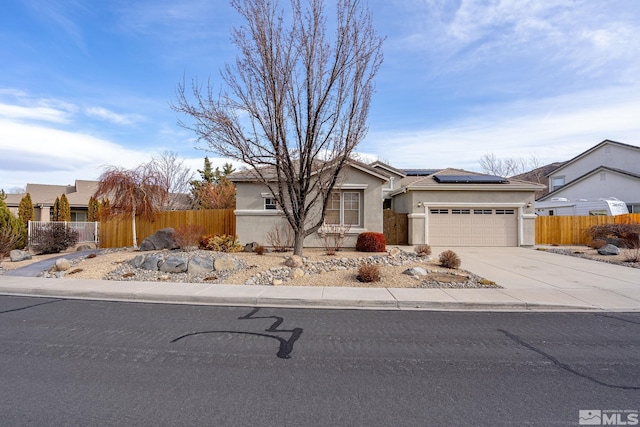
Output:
[
  {"left": 129, "top": 255, "right": 146, "bottom": 269},
  {"left": 597, "top": 244, "right": 620, "bottom": 256},
  {"left": 291, "top": 268, "right": 305, "bottom": 279},
  {"left": 388, "top": 247, "right": 401, "bottom": 258},
  {"left": 244, "top": 242, "right": 260, "bottom": 253},
  {"left": 214, "top": 256, "right": 240, "bottom": 271},
  {"left": 188, "top": 256, "right": 214, "bottom": 275},
  {"left": 139, "top": 228, "right": 179, "bottom": 251},
  {"left": 76, "top": 244, "right": 93, "bottom": 252},
  {"left": 54, "top": 258, "right": 72, "bottom": 271},
  {"left": 9, "top": 249, "right": 31, "bottom": 262},
  {"left": 159, "top": 256, "right": 187, "bottom": 273},
  {"left": 141, "top": 255, "right": 162, "bottom": 271},
  {"left": 284, "top": 255, "right": 304, "bottom": 268},
  {"left": 403, "top": 267, "right": 429, "bottom": 276}
]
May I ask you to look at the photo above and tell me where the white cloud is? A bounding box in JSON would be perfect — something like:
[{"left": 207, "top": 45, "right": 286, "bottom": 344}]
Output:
[
  {"left": 0, "top": 103, "right": 71, "bottom": 123},
  {"left": 365, "top": 86, "right": 640, "bottom": 171},
  {"left": 84, "top": 106, "right": 141, "bottom": 125}
]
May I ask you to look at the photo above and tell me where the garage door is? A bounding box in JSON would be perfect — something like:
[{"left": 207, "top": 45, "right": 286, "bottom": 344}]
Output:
[{"left": 428, "top": 208, "right": 518, "bottom": 246}]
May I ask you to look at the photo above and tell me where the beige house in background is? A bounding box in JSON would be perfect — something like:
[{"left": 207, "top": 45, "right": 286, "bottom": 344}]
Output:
[
  {"left": 230, "top": 161, "right": 544, "bottom": 248},
  {"left": 5, "top": 180, "right": 99, "bottom": 222}
]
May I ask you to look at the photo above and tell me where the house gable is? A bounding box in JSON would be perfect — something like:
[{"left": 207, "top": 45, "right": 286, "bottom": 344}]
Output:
[{"left": 547, "top": 140, "right": 640, "bottom": 189}]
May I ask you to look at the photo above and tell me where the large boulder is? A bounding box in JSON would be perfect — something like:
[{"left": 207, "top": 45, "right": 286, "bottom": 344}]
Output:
[
  {"left": 54, "top": 258, "right": 72, "bottom": 272},
  {"left": 129, "top": 255, "right": 146, "bottom": 269},
  {"left": 403, "top": 267, "right": 429, "bottom": 276},
  {"left": 9, "top": 249, "right": 31, "bottom": 262},
  {"left": 141, "top": 255, "right": 162, "bottom": 271},
  {"left": 159, "top": 256, "right": 188, "bottom": 273},
  {"left": 214, "top": 256, "right": 241, "bottom": 271},
  {"left": 139, "top": 228, "right": 179, "bottom": 251},
  {"left": 188, "top": 256, "right": 214, "bottom": 275},
  {"left": 284, "top": 255, "right": 304, "bottom": 268},
  {"left": 597, "top": 244, "right": 620, "bottom": 256}
]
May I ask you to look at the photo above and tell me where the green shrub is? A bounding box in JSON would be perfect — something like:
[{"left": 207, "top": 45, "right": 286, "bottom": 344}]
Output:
[
  {"left": 199, "top": 234, "right": 242, "bottom": 252},
  {"left": 414, "top": 244, "right": 432, "bottom": 256},
  {"left": 355, "top": 232, "right": 386, "bottom": 252},
  {"left": 439, "top": 250, "right": 461, "bottom": 269},
  {"left": 357, "top": 263, "right": 380, "bottom": 282},
  {"left": 31, "top": 223, "right": 79, "bottom": 254}
]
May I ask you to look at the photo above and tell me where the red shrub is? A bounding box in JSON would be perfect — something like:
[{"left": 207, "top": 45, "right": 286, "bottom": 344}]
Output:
[{"left": 355, "top": 232, "right": 386, "bottom": 252}]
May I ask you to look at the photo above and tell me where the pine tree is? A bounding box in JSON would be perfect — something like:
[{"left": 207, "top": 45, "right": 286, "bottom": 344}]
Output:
[
  {"left": 59, "top": 194, "right": 71, "bottom": 222},
  {"left": 52, "top": 197, "right": 60, "bottom": 221},
  {"left": 18, "top": 193, "right": 34, "bottom": 225},
  {"left": 0, "top": 194, "right": 25, "bottom": 251},
  {"left": 87, "top": 196, "right": 100, "bottom": 221}
]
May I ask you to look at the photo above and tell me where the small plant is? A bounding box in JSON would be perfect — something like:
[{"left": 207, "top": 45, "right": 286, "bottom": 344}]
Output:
[
  {"left": 478, "top": 278, "right": 497, "bottom": 286},
  {"left": 319, "top": 223, "right": 351, "bottom": 255},
  {"left": 31, "top": 223, "right": 79, "bottom": 255},
  {"left": 266, "top": 223, "right": 294, "bottom": 252},
  {"left": 199, "top": 234, "right": 242, "bottom": 252},
  {"left": 355, "top": 232, "right": 386, "bottom": 252},
  {"left": 439, "top": 250, "right": 461, "bottom": 269},
  {"left": 414, "top": 244, "right": 432, "bottom": 256},
  {"left": 254, "top": 244, "right": 266, "bottom": 255},
  {"left": 588, "top": 239, "right": 607, "bottom": 249},
  {"left": 172, "top": 224, "right": 206, "bottom": 251},
  {"left": 357, "top": 263, "right": 380, "bottom": 282}
]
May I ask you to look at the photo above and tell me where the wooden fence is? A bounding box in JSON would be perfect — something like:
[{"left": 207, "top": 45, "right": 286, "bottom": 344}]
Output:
[
  {"left": 99, "top": 209, "right": 236, "bottom": 248},
  {"left": 535, "top": 213, "right": 640, "bottom": 245}
]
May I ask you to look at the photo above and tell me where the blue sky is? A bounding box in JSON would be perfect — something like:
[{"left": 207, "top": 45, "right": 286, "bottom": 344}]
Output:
[{"left": 2, "top": 0, "right": 640, "bottom": 191}]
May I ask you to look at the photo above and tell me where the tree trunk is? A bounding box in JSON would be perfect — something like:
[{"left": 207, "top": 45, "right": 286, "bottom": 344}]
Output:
[
  {"left": 131, "top": 205, "right": 137, "bottom": 248},
  {"left": 293, "top": 233, "right": 304, "bottom": 256}
]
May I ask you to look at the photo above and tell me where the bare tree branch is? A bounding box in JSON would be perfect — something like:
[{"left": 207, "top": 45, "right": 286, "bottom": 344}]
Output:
[{"left": 173, "top": 0, "right": 383, "bottom": 255}]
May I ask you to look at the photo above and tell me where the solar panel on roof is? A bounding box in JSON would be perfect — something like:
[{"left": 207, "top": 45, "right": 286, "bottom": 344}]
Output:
[
  {"left": 433, "top": 175, "right": 508, "bottom": 184},
  {"left": 403, "top": 169, "right": 439, "bottom": 176}
]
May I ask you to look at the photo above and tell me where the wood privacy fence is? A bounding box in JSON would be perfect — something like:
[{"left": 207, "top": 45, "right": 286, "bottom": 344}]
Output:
[
  {"left": 535, "top": 213, "right": 640, "bottom": 245},
  {"left": 99, "top": 209, "right": 236, "bottom": 248}
]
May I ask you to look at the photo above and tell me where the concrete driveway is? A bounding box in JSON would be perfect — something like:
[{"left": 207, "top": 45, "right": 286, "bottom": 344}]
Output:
[{"left": 431, "top": 246, "right": 640, "bottom": 310}]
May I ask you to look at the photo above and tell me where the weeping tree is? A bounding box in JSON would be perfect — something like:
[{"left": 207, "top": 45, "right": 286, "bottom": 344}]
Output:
[
  {"left": 174, "top": 0, "right": 383, "bottom": 255},
  {"left": 93, "top": 164, "right": 168, "bottom": 248}
]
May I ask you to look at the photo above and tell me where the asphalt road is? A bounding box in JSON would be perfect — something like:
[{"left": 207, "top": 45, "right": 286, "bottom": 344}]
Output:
[{"left": 1, "top": 296, "right": 639, "bottom": 426}]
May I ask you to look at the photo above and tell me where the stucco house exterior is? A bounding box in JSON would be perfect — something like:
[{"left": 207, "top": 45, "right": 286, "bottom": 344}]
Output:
[
  {"left": 538, "top": 140, "right": 640, "bottom": 213},
  {"left": 230, "top": 161, "right": 544, "bottom": 248},
  {"left": 5, "top": 180, "right": 99, "bottom": 221}
]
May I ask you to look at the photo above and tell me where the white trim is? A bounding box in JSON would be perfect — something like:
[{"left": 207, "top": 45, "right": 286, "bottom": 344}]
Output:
[
  {"left": 334, "top": 183, "right": 369, "bottom": 190},
  {"left": 234, "top": 209, "right": 283, "bottom": 216}
]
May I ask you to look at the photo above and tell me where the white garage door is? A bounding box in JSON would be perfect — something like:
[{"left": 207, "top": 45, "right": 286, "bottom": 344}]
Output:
[{"left": 428, "top": 208, "right": 518, "bottom": 246}]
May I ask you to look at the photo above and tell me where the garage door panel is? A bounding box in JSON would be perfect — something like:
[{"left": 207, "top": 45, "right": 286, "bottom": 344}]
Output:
[{"left": 428, "top": 208, "right": 517, "bottom": 247}]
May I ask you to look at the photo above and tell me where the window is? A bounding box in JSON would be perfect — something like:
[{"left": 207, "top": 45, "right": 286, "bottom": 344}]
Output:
[
  {"left": 326, "top": 192, "right": 360, "bottom": 226},
  {"left": 551, "top": 176, "right": 565, "bottom": 191},
  {"left": 264, "top": 198, "right": 277, "bottom": 210},
  {"left": 452, "top": 209, "right": 470, "bottom": 214},
  {"left": 474, "top": 209, "right": 492, "bottom": 214},
  {"left": 495, "top": 209, "right": 515, "bottom": 215},
  {"left": 430, "top": 209, "right": 448, "bottom": 214}
]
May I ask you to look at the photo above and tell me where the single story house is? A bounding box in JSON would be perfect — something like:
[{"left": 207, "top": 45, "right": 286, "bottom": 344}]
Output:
[
  {"left": 229, "top": 161, "right": 544, "bottom": 247},
  {"left": 5, "top": 180, "right": 99, "bottom": 222}
]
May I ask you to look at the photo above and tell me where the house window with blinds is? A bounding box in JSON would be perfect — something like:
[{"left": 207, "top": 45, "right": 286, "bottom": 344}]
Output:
[{"left": 325, "top": 192, "right": 361, "bottom": 226}]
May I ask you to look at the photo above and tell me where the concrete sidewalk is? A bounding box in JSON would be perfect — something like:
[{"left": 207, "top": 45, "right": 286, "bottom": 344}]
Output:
[{"left": 1, "top": 247, "right": 639, "bottom": 311}]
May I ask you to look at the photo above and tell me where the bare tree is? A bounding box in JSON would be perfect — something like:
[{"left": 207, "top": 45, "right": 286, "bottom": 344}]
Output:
[
  {"left": 94, "top": 164, "right": 168, "bottom": 248},
  {"left": 174, "top": 0, "right": 383, "bottom": 255},
  {"left": 479, "top": 153, "right": 542, "bottom": 178},
  {"left": 148, "top": 151, "right": 194, "bottom": 210}
]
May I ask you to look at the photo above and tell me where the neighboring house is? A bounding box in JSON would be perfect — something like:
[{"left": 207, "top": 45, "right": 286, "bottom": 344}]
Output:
[
  {"left": 538, "top": 140, "right": 640, "bottom": 213},
  {"left": 5, "top": 180, "right": 99, "bottom": 222},
  {"left": 510, "top": 161, "right": 565, "bottom": 200},
  {"left": 230, "top": 162, "right": 544, "bottom": 248}
]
